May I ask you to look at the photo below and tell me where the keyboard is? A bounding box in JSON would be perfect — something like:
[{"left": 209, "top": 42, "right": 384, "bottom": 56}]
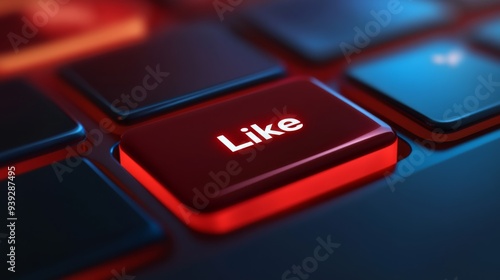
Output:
[{"left": 1, "top": 0, "right": 499, "bottom": 279}]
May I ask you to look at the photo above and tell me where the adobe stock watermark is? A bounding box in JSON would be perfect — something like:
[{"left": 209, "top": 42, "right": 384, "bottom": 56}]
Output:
[
  {"left": 340, "top": 0, "right": 404, "bottom": 63},
  {"left": 213, "top": 0, "right": 244, "bottom": 21},
  {"left": 281, "top": 235, "right": 341, "bottom": 280},
  {"left": 52, "top": 64, "right": 169, "bottom": 182},
  {"left": 385, "top": 72, "right": 500, "bottom": 192},
  {"left": 110, "top": 267, "right": 135, "bottom": 280},
  {"left": 7, "top": 0, "right": 71, "bottom": 53},
  {"left": 178, "top": 106, "right": 297, "bottom": 223}
]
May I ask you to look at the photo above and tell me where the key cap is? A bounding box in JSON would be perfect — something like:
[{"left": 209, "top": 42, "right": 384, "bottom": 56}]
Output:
[
  {"left": 472, "top": 19, "right": 500, "bottom": 53},
  {"left": 61, "top": 22, "right": 284, "bottom": 123},
  {"left": 242, "top": 0, "right": 453, "bottom": 63},
  {"left": 0, "top": 160, "right": 164, "bottom": 279},
  {"left": 346, "top": 40, "right": 500, "bottom": 141},
  {"left": 119, "top": 78, "right": 398, "bottom": 234},
  {"left": 0, "top": 0, "right": 148, "bottom": 74},
  {"left": 0, "top": 80, "right": 84, "bottom": 165}
]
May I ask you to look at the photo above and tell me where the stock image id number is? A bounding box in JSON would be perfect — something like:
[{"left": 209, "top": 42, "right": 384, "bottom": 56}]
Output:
[{"left": 7, "top": 166, "right": 15, "bottom": 217}]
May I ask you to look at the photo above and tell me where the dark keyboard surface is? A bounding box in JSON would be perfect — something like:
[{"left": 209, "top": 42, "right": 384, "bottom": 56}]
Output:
[{"left": 1, "top": 0, "right": 499, "bottom": 279}]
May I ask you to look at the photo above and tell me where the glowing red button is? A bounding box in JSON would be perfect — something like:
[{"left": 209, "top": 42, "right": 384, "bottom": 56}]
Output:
[{"left": 119, "top": 78, "right": 397, "bottom": 234}]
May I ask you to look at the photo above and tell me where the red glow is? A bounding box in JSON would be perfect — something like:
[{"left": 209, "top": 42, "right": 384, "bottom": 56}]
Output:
[
  {"left": 0, "top": 149, "right": 67, "bottom": 180},
  {"left": 120, "top": 138, "right": 398, "bottom": 234},
  {"left": 64, "top": 242, "right": 167, "bottom": 280},
  {"left": 0, "top": 0, "right": 149, "bottom": 75}
]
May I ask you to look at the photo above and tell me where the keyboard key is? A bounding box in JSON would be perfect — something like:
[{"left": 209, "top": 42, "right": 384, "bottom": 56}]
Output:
[
  {"left": 346, "top": 40, "right": 500, "bottom": 141},
  {"left": 62, "top": 22, "right": 284, "bottom": 122},
  {"left": 0, "top": 80, "right": 84, "bottom": 165},
  {"left": 0, "top": 0, "right": 148, "bottom": 74},
  {"left": 243, "top": 0, "right": 453, "bottom": 62},
  {"left": 472, "top": 19, "right": 500, "bottom": 53},
  {"left": 119, "top": 78, "right": 397, "bottom": 234},
  {"left": 0, "top": 160, "right": 164, "bottom": 279}
]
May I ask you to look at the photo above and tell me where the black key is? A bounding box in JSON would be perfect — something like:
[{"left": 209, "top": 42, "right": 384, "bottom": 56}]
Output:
[
  {"left": 347, "top": 40, "right": 500, "bottom": 134},
  {"left": 243, "top": 0, "right": 453, "bottom": 63},
  {"left": 472, "top": 19, "right": 500, "bottom": 53},
  {"left": 0, "top": 80, "right": 84, "bottom": 164},
  {"left": 0, "top": 160, "right": 164, "bottom": 279},
  {"left": 61, "top": 22, "right": 285, "bottom": 122}
]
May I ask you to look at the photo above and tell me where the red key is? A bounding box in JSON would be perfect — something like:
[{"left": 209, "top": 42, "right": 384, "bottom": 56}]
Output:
[{"left": 119, "top": 78, "right": 398, "bottom": 234}]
